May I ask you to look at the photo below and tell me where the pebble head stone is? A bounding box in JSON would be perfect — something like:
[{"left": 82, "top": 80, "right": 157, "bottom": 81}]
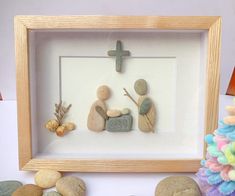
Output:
[{"left": 134, "top": 79, "right": 148, "bottom": 95}]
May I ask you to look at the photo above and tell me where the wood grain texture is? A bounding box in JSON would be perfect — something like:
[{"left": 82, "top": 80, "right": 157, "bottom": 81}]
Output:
[
  {"left": 203, "top": 17, "right": 221, "bottom": 157},
  {"left": 14, "top": 17, "right": 32, "bottom": 169},
  {"left": 15, "top": 15, "right": 221, "bottom": 172},
  {"left": 22, "top": 159, "right": 201, "bottom": 172},
  {"left": 15, "top": 15, "right": 220, "bottom": 30},
  {"left": 205, "top": 18, "right": 221, "bottom": 133}
]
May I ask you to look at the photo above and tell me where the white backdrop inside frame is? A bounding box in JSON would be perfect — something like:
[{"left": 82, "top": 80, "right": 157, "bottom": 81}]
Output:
[{"left": 29, "top": 30, "right": 207, "bottom": 159}]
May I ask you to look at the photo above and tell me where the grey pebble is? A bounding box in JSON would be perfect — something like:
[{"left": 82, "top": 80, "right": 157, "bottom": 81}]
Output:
[
  {"left": 139, "top": 98, "right": 152, "bottom": 115},
  {"left": 106, "top": 114, "right": 133, "bottom": 132},
  {"left": 0, "top": 180, "right": 22, "bottom": 196}
]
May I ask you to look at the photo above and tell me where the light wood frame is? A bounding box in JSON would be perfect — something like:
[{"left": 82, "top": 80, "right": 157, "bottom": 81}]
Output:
[{"left": 15, "top": 16, "right": 221, "bottom": 172}]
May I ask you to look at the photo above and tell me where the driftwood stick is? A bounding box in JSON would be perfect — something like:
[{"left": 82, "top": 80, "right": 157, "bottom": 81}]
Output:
[
  {"left": 123, "top": 88, "right": 153, "bottom": 131},
  {"left": 123, "top": 88, "right": 138, "bottom": 106}
]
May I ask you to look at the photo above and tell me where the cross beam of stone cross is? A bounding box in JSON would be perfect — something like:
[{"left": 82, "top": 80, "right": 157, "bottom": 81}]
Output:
[{"left": 108, "top": 40, "right": 130, "bottom": 72}]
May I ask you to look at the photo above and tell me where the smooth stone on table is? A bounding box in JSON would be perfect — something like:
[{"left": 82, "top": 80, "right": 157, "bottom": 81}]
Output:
[
  {"left": 43, "top": 191, "right": 62, "bottom": 196},
  {"left": 97, "top": 85, "right": 111, "bottom": 101},
  {"left": 155, "top": 176, "right": 201, "bottom": 196},
  {"left": 56, "top": 176, "right": 86, "bottom": 196},
  {"left": 12, "top": 184, "right": 43, "bottom": 196},
  {"left": 0, "top": 180, "right": 22, "bottom": 196},
  {"left": 121, "top": 108, "right": 130, "bottom": 115},
  {"left": 107, "top": 109, "right": 122, "bottom": 117},
  {"left": 106, "top": 114, "right": 133, "bottom": 132},
  {"left": 35, "top": 169, "right": 62, "bottom": 188},
  {"left": 134, "top": 79, "right": 148, "bottom": 95}
]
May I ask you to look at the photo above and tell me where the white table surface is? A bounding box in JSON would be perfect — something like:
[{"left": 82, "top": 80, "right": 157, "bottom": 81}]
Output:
[{"left": 0, "top": 95, "right": 232, "bottom": 196}]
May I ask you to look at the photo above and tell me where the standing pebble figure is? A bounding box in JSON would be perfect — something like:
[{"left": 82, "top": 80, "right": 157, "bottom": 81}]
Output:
[
  {"left": 87, "top": 85, "right": 111, "bottom": 132},
  {"left": 134, "top": 79, "right": 156, "bottom": 132},
  {"left": 124, "top": 79, "right": 156, "bottom": 132}
]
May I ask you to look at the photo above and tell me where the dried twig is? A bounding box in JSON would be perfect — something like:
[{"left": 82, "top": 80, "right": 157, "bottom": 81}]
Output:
[
  {"left": 123, "top": 88, "right": 153, "bottom": 131},
  {"left": 54, "top": 101, "right": 72, "bottom": 125}
]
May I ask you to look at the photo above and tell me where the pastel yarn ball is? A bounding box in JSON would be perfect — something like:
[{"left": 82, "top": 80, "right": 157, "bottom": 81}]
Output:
[
  {"left": 229, "top": 170, "right": 235, "bottom": 181},
  {"left": 205, "top": 134, "right": 214, "bottom": 144}
]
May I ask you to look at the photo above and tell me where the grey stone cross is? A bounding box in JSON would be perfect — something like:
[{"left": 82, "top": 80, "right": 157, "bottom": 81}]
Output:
[{"left": 108, "top": 40, "right": 130, "bottom": 72}]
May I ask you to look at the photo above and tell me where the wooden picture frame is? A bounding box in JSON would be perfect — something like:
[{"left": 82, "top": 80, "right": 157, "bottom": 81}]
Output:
[{"left": 15, "top": 16, "right": 221, "bottom": 172}]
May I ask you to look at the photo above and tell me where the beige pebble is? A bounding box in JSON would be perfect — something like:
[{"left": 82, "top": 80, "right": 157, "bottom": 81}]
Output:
[
  {"left": 107, "top": 109, "right": 122, "bottom": 117},
  {"left": 56, "top": 176, "right": 86, "bottom": 196},
  {"left": 12, "top": 184, "right": 43, "bottom": 196},
  {"left": 34, "top": 169, "right": 62, "bottom": 189},
  {"left": 45, "top": 119, "right": 59, "bottom": 132},
  {"left": 97, "top": 85, "right": 111, "bottom": 101},
  {"left": 87, "top": 100, "right": 107, "bottom": 132},
  {"left": 134, "top": 79, "right": 148, "bottom": 95},
  {"left": 226, "top": 106, "right": 235, "bottom": 115},
  {"left": 224, "top": 116, "right": 235, "bottom": 125},
  {"left": 62, "top": 122, "right": 76, "bottom": 131},
  {"left": 155, "top": 176, "right": 201, "bottom": 196},
  {"left": 121, "top": 108, "right": 130, "bottom": 115}
]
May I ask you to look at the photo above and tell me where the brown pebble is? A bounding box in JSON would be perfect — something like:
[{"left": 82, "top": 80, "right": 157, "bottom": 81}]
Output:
[
  {"left": 97, "top": 85, "right": 111, "bottom": 100},
  {"left": 12, "top": 184, "right": 43, "bottom": 196}
]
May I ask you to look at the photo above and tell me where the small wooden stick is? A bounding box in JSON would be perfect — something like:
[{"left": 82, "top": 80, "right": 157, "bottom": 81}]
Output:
[
  {"left": 123, "top": 88, "right": 153, "bottom": 131},
  {"left": 123, "top": 88, "right": 138, "bottom": 106}
]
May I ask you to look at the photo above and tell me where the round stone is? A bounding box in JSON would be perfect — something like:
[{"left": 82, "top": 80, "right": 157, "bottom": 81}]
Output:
[
  {"left": 12, "top": 184, "right": 43, "bottom": 196},
  {"left": 56, "top": 176, "right": 86, "bottom": 196},
  {"left": 134, "top": 79, "right": 148, "bottom": 95},
  {"left": 43, "top": 191, "right": 62, "bottom": 196},
  {"left": 121, "top": 108, "right": 130, "bottom": 115},
  {"left": 0, "top": 180, "right": 22, "bottom": 196},
  {"left": 97, "top": 85, "right": 111, "bottom": 100},
  {"left": 107, "top": 109, "right": 122, "bottom": 117},
  {"left": 155, "top": 176, "right": 201, "bottom": 196},
  {"left": 35, "top": 169, "right": 62, "bottom": 189}
]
